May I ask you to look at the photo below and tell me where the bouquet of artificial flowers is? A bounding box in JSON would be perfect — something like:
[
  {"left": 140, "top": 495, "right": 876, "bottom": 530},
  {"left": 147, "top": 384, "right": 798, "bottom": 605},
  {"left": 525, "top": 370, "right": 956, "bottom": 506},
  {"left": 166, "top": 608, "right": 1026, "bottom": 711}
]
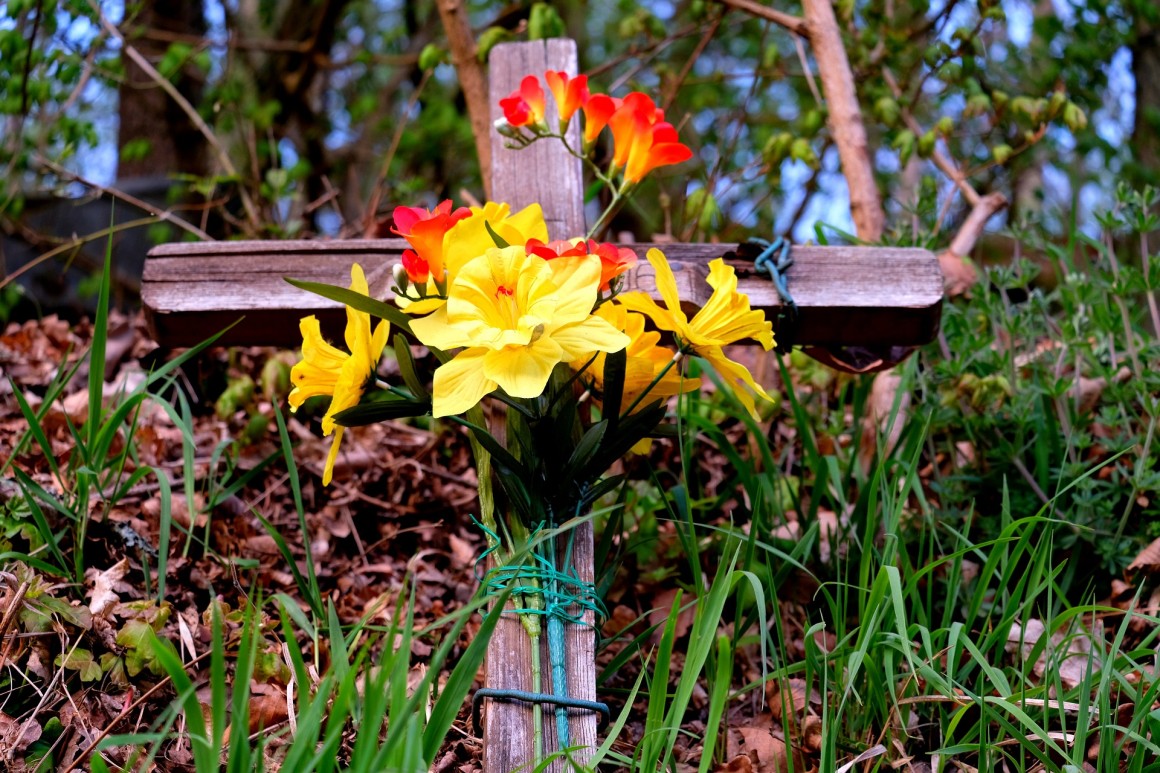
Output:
[{"left": 286, "top": 69, "right": 776, "bottom": 760}]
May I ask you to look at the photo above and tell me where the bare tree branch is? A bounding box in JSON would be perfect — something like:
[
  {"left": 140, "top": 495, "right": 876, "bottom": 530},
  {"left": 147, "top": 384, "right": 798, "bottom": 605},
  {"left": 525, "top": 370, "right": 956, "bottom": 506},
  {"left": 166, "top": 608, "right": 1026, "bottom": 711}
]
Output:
[
  {"left": 436, "top": 0, "right": 493, "bottom": 199},
  {"left": 717, "top": 0, "right": 809, "bottom": 37},
  {"left": 801, "top": 0, "right": 885, "bottom": 241}
]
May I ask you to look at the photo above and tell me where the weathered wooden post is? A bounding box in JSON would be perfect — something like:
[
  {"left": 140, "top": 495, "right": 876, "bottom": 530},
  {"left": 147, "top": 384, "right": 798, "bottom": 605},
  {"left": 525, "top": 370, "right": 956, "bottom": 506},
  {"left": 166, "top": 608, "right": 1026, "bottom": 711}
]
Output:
[{"left": 480, "top": 39, "right": 601, "bottom": 773}]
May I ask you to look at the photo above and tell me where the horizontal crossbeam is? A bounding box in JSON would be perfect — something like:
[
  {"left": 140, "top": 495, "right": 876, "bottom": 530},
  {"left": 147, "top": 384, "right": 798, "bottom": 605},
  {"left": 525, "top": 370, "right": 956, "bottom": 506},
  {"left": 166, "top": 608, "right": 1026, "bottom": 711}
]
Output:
[{"left": 142, "top": 238, "right": 942, "bottom": 349}]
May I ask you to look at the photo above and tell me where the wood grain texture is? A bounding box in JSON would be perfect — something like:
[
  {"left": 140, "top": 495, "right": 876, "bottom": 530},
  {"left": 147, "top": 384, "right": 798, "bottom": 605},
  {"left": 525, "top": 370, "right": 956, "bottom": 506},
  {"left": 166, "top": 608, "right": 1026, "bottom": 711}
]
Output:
[
  {"left": 484, "top": 40, "right": 597, "bottom": 773},
  {"left": 488, "top": 39, "right": 586, "bottom": 238},
  {"left": 142, "top": 241, "right": 943, "bottom": 348}
]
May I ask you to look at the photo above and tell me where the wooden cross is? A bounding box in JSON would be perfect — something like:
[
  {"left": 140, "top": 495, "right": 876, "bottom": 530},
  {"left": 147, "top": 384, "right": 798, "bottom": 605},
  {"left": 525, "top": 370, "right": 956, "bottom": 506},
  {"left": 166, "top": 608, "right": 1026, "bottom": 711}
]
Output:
[{"left": 142, "top": 39, "right": 942, "bottom": 772}]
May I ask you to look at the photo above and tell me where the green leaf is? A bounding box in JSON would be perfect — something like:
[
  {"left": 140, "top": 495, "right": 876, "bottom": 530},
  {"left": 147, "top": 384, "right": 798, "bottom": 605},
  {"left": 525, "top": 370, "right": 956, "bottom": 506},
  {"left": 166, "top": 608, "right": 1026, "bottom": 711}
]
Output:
[
  {"left": 602, "top": 349, "right": 626, "bottom": 432},
  {"left": 332, "top": 394, "right": 430, "bottom": 426},
  {"left": 484, "top": 220, "right": 510, "bottom": 248},
  {"left": 527, "top": 2, "right": 566, "bottom": 39},
  {"left": 393, "top": 333, "right": 430, "bottom": 401},
  {"left": 564, "top": 419, "right": 608, "bottom": 483},
  {"left": 117, "top": 620, "right": 166, "bottom": 676},
  {"left": 55, "top": 647, "right": 103, "bottom": 681},
  {"left": 284, "top": 277, "right": 413, "bottom": 333},
  {"left": 476, "top": 27, "right": 512, "bottom": 64}
]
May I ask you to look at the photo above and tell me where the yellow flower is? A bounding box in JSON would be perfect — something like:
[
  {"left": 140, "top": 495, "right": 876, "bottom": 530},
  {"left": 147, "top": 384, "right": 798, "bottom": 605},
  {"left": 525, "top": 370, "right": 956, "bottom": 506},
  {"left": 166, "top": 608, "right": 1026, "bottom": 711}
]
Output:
[
  {"left": 289, "top": 264, "right": 389, "bottom": 485},
  {"left": 618, "top": 248, "right": 774, "bottom": 417},
  {"left": 576, "top": 302, "right": 700, "bottom": 412},
  {"left": 400, "top": 202, "right": 549, "bottom": 315},
  {"left": 410, "top": 247, "right": 629, "bottom": 417}
]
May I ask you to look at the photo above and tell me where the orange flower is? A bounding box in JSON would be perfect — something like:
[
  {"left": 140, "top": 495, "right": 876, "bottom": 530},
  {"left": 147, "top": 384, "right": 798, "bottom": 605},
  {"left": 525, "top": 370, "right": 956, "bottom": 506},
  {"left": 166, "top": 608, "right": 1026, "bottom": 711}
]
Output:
[
  {"left": 608, "top": 93, "right": 692, "bottom": 184},
  {"left": 582, "top": 94, "right": 618, "bottom": 147},
  {"left": 544, "top": 70, "right": 589, "bottom": 123},
  {"left": 392, "top": 200, "right": 470, "bottom": 283},
  {"left": 609, "top": 92, "right": 660, "bottom": 169},
  {"left": 624, "top": 122, "right": 694, "bottom": 183},
  {"left": 525, "top": 238, "right": 637, "bottom": 291},
  {"left": 499, "top": 75, "right": 547, "bottom": 127}
]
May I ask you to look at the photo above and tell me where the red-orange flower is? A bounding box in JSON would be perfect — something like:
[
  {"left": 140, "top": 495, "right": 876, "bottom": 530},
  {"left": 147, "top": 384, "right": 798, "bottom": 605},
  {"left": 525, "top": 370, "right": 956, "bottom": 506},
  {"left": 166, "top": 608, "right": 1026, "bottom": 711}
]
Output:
[
  {"left": 590, "top": 241, "right": 638, "bottom": 288},
  {"left": 525, "top": 238, "right": 637, "bottom": 291},
  {"left": 609, "top": 92, "right": 662, "bottom": 169},
  {"left": 400, "top": 249, "right": 429, "bottom": 284},
  {"left": 582, "top": 94, "right": 618, "bottom": 147},
  {"left": 392, "top": 200, "right": 470, "bottom": 283},
  {"left": 608, "top": 93, "right": 692, "bottom": 184},
  {"left": 499, "top": 75, "right": 547, "bottom": 127},
  {"left": 624, "top": 122, "right": 694, "bottom": 183},
  {"left": 544, "top": 70, "right": 589, "bottom": 124}
]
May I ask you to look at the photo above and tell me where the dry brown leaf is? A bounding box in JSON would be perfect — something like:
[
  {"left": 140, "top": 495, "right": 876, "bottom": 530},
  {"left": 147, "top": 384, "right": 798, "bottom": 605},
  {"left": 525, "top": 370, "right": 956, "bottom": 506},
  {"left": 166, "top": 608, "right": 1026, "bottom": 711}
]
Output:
[
  {"left": 1007, "top": 618, "right": 1100, "bottom": 690},
  {"left": 770, "top": 679, "right": 810, "bottom": 721},
  {"left": 649, "top": 588, "right": 695, "bottom": 641},
  {"left": 738, "top": 725, "right": 788, "bottom": 772},
  {"left": 858, "top": 369, "right": 910, "bottom": 473},
  {"left": 448, "top": 533, "right": 476, "bottom": 567},
  {"left": 247, "top": 691, "right": 290, "bottom": 733},
  {"left": 86, "top": 558, "right": 130, "bottom": 617},
  {"left": 0, "top": 712, "right": 42, "bottom": 756},
  {"left": 717, "top": 755, "right": 755, "bottom": 773},
  {"left": 1128, "top": 536, "right": 1160, "bottom": 577}
]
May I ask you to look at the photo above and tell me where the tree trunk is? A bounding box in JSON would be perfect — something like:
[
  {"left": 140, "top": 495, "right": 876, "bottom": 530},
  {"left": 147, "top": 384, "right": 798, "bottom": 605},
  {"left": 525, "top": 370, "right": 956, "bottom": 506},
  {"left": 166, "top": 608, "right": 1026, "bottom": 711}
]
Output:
[
  {"left": 1131, "top": 8, "right": 1160, "bottom": 184},
  {"left": 117, "top": 0, "right": 209, "bottom": 181}
]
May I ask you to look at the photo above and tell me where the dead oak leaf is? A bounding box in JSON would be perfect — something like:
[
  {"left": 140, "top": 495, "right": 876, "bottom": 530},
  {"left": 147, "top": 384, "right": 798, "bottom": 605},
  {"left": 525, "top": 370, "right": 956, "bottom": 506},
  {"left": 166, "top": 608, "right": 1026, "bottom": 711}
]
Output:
[{"left": 86, "top": 558, "right": 130, "bottom": 618}]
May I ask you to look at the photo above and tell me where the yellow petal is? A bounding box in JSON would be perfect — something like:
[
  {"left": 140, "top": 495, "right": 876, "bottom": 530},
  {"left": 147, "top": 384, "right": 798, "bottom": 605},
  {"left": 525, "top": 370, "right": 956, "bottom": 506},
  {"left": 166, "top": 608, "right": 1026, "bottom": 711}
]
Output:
[
  {"left": 617, "top": 291, "right": 680, "bottom": 334},
  {"left": 688, "top": 259, "right": 775, "bottom": 349},
  {"left": 700, "top": 345, "right": 772, "bottom": 419},
  {"left": 298, "top": 316, "right": 347, "bottom": 370},
  {"left": 550, "top": 315, "right": 630, "bottom": 361},
  {"left": 546, "top": 255, "right": 603, "bottom": 325},
  {"left": 398, "top": 295, "right": 446, "bottom": 315},
  {"left": 646, "top": 248, "right": 687, "bottom": 322},
  {"left": 483, "top": 337, "right": 564, "bottom": 398},
  {"left": 411, "top": 305, "right": 472, "bottom": 351},
  {"left": 343, "top": 264, "right": 374, "bottom": 354},
  {"left": 431, "top": 348, "right": 497, "bottom": 417},
  {"left": 498, "top": 203, "right": 549, "bottom": 244},
  {"left": 322, "top": 427, "right": 344, "bottom": 486}
]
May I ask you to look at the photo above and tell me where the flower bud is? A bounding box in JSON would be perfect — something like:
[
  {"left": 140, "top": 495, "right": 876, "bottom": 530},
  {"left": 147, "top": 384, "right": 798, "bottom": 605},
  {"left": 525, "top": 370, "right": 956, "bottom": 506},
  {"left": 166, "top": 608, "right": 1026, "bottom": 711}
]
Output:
[{"left": 392, "top": 263, "right": 409, "bottom": 291}]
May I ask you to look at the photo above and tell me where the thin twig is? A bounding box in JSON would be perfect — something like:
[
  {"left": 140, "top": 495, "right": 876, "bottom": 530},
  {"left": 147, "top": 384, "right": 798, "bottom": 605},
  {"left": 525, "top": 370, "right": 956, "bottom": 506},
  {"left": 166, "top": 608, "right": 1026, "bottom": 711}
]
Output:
[
  {"left": 661, "top": 12, "right": 722, "bottom": 113},
  {"left": 435, "top": 0, "right": 492, "bottom": 199},
  {"left": 0, "top": 216, "right": 163, "bottom": 292},
  {"left": 362, "top": 69, "right": 433, "bottom": 236},
  {"left": 0, "top": 581, "right": 31, "bottom": 665},
  {"left": 34, "top": 156, "right": 213, "bottom": 241}
]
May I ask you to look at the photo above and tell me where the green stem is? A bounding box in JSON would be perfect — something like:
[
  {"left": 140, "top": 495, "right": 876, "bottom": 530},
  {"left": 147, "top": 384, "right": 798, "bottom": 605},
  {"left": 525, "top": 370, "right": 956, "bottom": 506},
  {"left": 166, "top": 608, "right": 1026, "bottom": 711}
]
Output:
[
  {"left": 587, "top": 186, "right": 631, "bottom": 241},
  {"left": 531, "top": 628, "right": 545, "bottom": 766}
]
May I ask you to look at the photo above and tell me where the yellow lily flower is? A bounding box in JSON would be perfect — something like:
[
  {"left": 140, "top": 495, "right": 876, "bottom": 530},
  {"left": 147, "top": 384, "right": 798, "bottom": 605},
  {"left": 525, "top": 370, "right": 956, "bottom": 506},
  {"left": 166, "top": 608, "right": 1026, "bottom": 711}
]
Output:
[
  {"left": 575, "top": 302, "right": 700, "bottom": 412},
  {"left": 618, "top": 248, "right": 774, "bottom": 417},
  {"left": 399, "top": 202, "right": 549, "bottom": 315},
  {"left": 289, "top": 264, "right": 389, "bottom": 485},
  {"left": 410, "top": 247, "right": 629, "bottom": 417}
]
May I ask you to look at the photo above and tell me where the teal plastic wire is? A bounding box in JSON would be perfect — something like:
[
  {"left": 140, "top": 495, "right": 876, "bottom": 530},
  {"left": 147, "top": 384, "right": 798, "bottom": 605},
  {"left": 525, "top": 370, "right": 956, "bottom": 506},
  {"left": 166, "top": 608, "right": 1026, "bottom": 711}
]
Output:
[
  {"left": 471, "top": 518, "right": 605, "bottom": 624},
  {"left": 471, "top": 516, "right": 607, "bottom": 747}
]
